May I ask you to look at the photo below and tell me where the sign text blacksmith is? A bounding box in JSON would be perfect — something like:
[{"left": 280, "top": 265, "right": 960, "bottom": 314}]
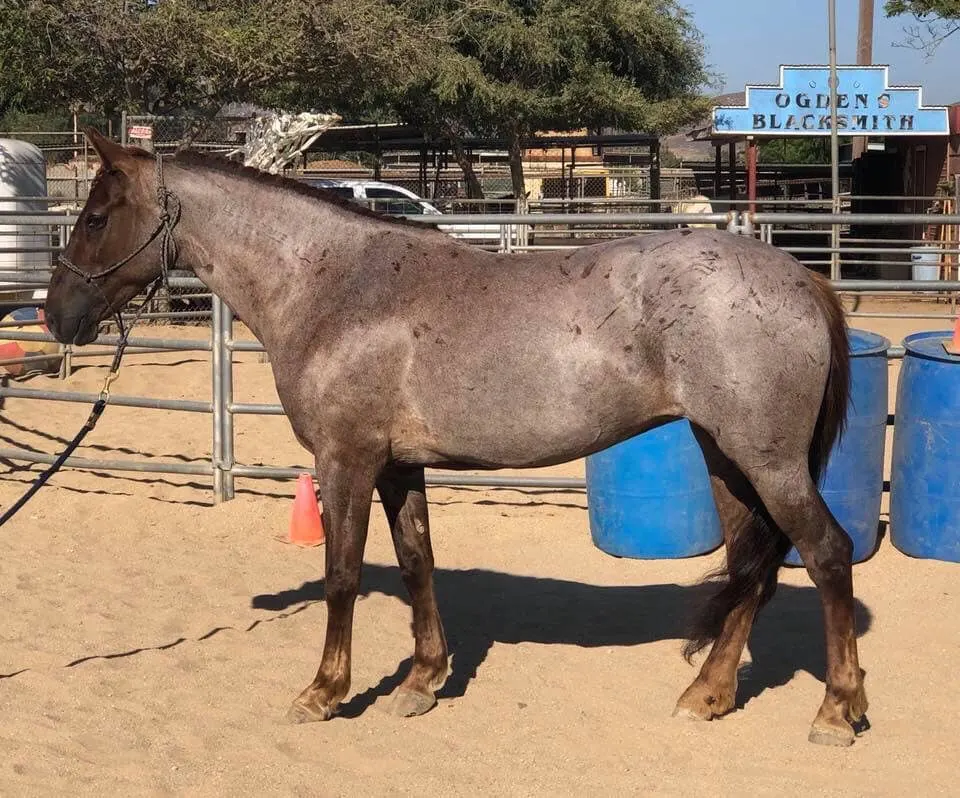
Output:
[{"left": 712, "top": 65, "right": 948, "bottom": 137}]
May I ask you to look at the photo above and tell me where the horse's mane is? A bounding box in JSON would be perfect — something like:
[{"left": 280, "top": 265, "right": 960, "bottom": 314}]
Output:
[{"left": 171, "top": 149, "right": 417, "bottom": 227}]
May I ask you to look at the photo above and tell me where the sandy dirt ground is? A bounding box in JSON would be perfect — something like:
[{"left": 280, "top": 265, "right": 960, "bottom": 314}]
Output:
[{"left": 0, "top": 297, "right": 958, "bottom": 797}]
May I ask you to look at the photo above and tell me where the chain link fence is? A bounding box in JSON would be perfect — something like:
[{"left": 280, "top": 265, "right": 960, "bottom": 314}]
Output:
[
  {"left": 1, "top": 114, "right": 702, "bottom": 325},
  {"left": 122, "top": 113, "right": 701, "bottom": 204},
  {"left": 0, "top": 130, "right": 97, "bottom": 204},
  {"left": 121, "top": 114, "right": 250, "bottom": 156}
]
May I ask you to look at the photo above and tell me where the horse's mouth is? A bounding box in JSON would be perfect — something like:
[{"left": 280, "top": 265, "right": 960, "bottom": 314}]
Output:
[
  {"left": 49, "top": 309, "right": 99, "bottom": 347},
  {"left": 72, "top": 318, "right": 100, "bottom": 346}
]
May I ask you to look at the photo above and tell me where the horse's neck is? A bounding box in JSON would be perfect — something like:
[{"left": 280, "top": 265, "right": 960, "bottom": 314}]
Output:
[{"left": 164, "top": 163, "right": 366, "bottom": 342}]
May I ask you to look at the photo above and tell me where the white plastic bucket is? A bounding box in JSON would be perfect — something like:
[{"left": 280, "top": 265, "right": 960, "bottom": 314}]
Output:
[{"left": 911, "top": 247, "right": 940, "bottom": 281}]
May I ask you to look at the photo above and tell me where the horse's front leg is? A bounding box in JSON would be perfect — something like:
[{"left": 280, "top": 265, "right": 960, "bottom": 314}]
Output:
[
  {"left": 287, "top": 451, "right": 379, "bottom": 723},
  {"left": 376, "top": 465, "right": 449, "bottom": 717}
]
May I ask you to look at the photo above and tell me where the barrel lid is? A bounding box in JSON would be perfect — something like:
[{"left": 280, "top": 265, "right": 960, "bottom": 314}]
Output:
[
  {"left": 847, "top": 328, "right": 890, "bottom": 357},
  {"left": 902, "top": 330, "right": 960, "bottom": 363}
]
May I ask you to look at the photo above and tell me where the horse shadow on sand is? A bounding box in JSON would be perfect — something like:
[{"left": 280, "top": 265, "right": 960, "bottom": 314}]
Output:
[{"left": 252, "top": 564, "right": 873, "bottom": 718}]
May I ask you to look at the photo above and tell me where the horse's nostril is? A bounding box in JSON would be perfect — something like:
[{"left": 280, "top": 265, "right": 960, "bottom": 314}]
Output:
[
  {"left": 43, "top": 303, "right": 86, "bottom": 345},
  {"left": 48, "top": 312, "right": 76, "bottom": 345},
  {"left": 46, "top": 313, "right": 61, "bottom": 342}
]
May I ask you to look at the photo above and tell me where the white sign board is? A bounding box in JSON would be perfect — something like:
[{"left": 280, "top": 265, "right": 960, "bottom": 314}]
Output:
[{"left": 127, "top": 125, "right": 154, "bottom": 141}]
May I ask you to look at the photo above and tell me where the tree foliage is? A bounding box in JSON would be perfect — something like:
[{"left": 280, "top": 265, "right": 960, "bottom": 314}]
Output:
[
  {"left": 884, "top": 0, "right": 960, "bottom": 53},
  {"left": 0, "top": 1, "right": 291, "bottom": 116},
  {"left": 757, "top": 138, "right": 829, "bottom": 165},
  {"left": 0, "top": 0, "right": 436, "bottom": 117},
  {"left": 393, "top": 0, "right": 712, "bottom": 197},
  {"left": 0, "top": 0, "right": 712, "bottom": 196}
]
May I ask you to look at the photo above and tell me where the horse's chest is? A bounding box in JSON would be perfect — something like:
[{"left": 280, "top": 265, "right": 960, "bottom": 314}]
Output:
[{"left": 269, "top": 346, "right": 401, "bottom": 455}]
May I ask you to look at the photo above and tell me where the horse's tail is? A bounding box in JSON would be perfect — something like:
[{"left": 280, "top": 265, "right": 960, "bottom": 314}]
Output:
[
  {"left": 682, "top": 270, "right": 849, "bottom": 662},
  {"left": 806, "top": 269, "right": 850, "bottom": 485},
  {"left": 682, "top": 502, "right": 790, "bottom": 662}
]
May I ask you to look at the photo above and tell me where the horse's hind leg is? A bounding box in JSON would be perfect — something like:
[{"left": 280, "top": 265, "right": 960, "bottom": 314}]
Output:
[
  {"left": 287, "top": 452, "right": 379, "bottom": 723},
  {"left": 376, "top": 465, "right": 449, "bottom": 717},
  {"left": 741, "top": 462, "right": 867, "bottom": 746},
  {"left": 675, "top": 428, "right": 791, "bottom": 721}
]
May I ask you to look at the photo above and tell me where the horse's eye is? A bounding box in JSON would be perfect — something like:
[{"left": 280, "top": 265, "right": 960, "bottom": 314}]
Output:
[{"left": 85, "top": 213, "right": 107, "bottom": 231}]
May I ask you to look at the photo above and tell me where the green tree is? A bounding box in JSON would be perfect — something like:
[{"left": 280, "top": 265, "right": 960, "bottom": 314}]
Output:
[
  {"left": 758, "top": 138, "right": 830, "bottom": 165},
  {"left": 391, "top": 0, "right": 712, "bottom": 199},
  {"left": 0, "top": 0, "right": 711, "bottom": 197},
  {"left": 258, "top": 1, "right": 447, "bottom": 126},
  {"left": 0, "top": 1, "right": 436, "bottom": 119},
  {"left": 0, "top": 1, "right": 300, "bottom": 117},
  {"left": 884, "top": 1, "right": 960, "bottom": 53}
]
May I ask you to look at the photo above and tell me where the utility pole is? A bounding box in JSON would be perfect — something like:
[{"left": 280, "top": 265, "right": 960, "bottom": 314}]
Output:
[
  {"left": 856, "top": 0, "right": 875, "bottom": 64},
  {"left": 828, "top": 0, "right": 841, "bottom": 280},
  {"left": 853, "top": 0, "right": 875, "bottom": 159}
]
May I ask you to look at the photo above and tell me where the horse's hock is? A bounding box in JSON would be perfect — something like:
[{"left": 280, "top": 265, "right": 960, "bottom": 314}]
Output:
[{"left": 785, "top": 329, "right": 890, "bottom": 566}]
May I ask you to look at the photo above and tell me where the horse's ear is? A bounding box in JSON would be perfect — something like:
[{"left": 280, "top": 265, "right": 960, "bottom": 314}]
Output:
[{"left": 83, "top": 127, "right": 135, "bottom": 171}]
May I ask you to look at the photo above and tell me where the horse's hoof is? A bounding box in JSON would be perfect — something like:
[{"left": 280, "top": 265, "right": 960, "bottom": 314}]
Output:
[
  {"left": 387, "top": 688, "right": 437, "bottom": 718},
  {"left": 673, "top": 678, "right": 735, "bottom": 721},
  {"left": 673, "top": 704, "right": 711, "bottom": 721},
  {"left": 808, "top": 720, "right": 856, "bottom": 747},
  {"left": 286, "top": 696, "right": 335, "bottom": 724}
]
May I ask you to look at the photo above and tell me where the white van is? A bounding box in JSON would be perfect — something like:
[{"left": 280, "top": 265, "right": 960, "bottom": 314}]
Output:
[{"left": 299, "top": 178, "right": 510, "bottom": 246}]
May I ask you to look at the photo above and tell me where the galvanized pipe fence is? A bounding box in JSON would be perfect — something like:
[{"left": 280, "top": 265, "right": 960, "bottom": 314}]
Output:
[{"left": 1, "top": 209, "right": 958, "bottom": 502}]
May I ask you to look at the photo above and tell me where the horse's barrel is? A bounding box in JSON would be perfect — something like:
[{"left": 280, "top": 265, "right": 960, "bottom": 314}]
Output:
[
  {"left": 890, "top": 331, "right": 960, "bottom": 562},
  {"left": 785, "top": 328, "right": 890, "bottom": 566},
  {"left": 585, "top": 419, "right": 722, "bottom": 559}
]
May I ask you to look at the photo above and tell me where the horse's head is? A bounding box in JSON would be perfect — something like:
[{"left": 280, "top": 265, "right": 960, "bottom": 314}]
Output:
[{"left": 46, "top": 128, "right": 172, "bottom": 346}]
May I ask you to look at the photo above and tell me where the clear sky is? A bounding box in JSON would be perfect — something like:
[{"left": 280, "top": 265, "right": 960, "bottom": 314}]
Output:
[{"left": 684, "top": 0, "right": 960, "bottom": 104}]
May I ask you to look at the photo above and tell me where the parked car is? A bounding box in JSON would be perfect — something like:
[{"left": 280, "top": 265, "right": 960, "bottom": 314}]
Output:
[{"left": 299, "top": 178, "right": 510, "bottom": 246}]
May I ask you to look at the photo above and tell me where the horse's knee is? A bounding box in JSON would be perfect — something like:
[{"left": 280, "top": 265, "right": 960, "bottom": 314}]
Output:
[
  {"left": 324, "top": 566, "right": 362, "bottom": 609},
  {"left": 792, "top": 520, "right": 853, "bottom": 584},
  {"left": 817, "top": 525, "right": 853, "bottom": 569}
]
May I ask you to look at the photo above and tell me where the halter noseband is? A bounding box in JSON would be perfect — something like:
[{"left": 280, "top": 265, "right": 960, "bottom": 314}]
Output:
[{"left": 57, "top": 153, "right": 181, "bottom": 296}]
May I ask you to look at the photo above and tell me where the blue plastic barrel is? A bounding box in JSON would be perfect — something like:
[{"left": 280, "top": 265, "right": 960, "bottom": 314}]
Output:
[
  {"left": 890, "top": 330, "right": 960, "bottom": 562},
  {"left": 585, "top": 418, "right": 722, "bottom": 559},
  {"left": 785, "top": 328, "right": 890, "bottom": 566}
]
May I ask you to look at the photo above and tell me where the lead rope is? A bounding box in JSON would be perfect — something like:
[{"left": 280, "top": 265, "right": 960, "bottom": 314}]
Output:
[
  {"left": 0, "top": 153, "right": 179, "bottom": 527},
  {"left": 0, "top": 281, "right": 161, "bottom": 526}
]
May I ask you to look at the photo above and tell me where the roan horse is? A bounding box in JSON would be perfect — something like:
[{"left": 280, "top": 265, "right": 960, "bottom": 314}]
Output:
[{"left": 45, "top": 129, "right": 867, "bottom": 747}]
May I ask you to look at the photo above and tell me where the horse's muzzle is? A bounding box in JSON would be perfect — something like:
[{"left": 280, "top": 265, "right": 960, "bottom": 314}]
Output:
[{"left": 45, "top": 274, "right": 108, "bottom": 346}]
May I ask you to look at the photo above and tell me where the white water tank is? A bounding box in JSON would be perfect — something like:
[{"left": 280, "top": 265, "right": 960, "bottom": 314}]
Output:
[
  {"left": 0, "top": 139, "right": 50, "bottom": 301},
  {"left": 910, "top": 246, "right": 941, "bottom": 281}
]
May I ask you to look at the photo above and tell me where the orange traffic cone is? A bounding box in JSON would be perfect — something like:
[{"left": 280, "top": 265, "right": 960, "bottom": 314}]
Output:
[
  {"left": 944, "top": 316, "right": 960, "bottom": 355},
  {"left": 288, "top": 473, "right": 325, "bottom": 546}
]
